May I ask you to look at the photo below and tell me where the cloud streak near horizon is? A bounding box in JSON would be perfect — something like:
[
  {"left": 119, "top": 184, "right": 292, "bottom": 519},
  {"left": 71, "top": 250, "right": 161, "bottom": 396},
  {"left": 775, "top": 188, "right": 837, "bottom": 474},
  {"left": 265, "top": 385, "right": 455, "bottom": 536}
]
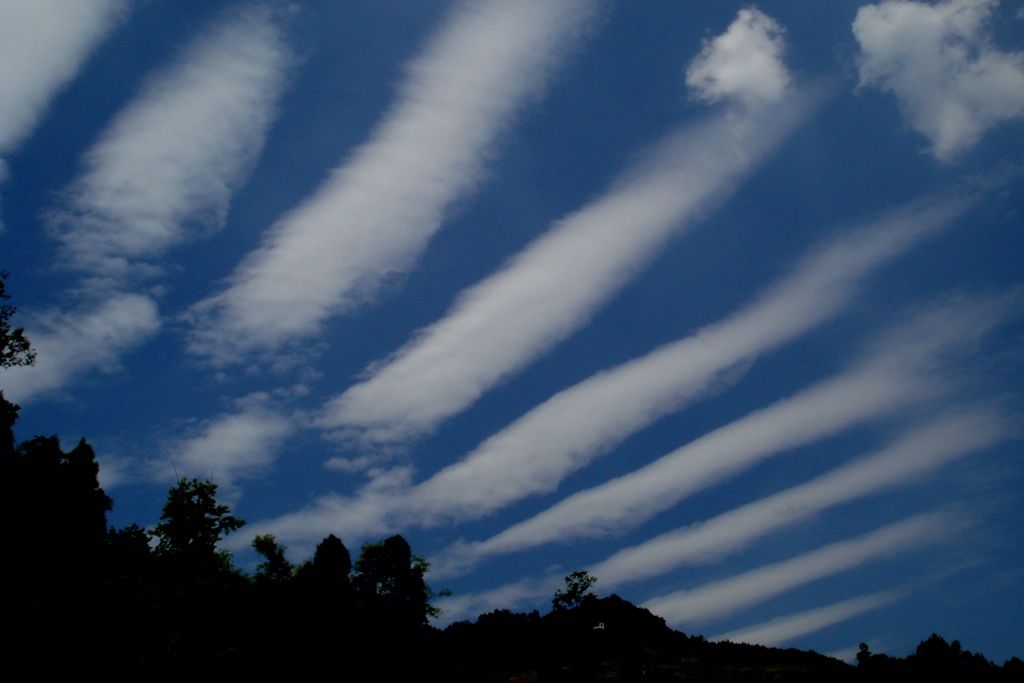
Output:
[
  {"left": 587, "top": 409, "right": 1009, "bottom": 588},
  {"left": 642, "top": 513, "right": 950, "bottom": 626},
  {"left": 714, "top": 591, "right": 900, "bottom": 647},
  {"left": 402, "top": 196, "right": 968, "bottom": 525},
  {"left": 238, "top": 282, "right": 1015, "bottom": 567},
  {"left": 430, "top": 292, "right": 1016, "bottom": 574},
  {"left": 187, "top": 0, "right": 604, "bottom": 363}
]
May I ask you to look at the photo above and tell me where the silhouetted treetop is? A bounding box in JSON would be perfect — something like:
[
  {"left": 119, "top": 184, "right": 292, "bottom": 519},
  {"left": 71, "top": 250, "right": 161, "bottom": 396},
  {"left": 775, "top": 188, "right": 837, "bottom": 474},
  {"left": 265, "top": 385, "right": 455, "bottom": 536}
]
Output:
[
  {"left": 253, "top": 534, "right": 294, "bottom": 583},
  {"left": 0, "top": 271, "right": 35, "bottom": 370},
  {"left": 552, "top": 570, "right": 597, "bottom": 611},
  {"left": 153, "top": 477, "right": 244, "bottom": 561},
  {"left": 354, "top": 534, "right": 438, "bottom": 626}
]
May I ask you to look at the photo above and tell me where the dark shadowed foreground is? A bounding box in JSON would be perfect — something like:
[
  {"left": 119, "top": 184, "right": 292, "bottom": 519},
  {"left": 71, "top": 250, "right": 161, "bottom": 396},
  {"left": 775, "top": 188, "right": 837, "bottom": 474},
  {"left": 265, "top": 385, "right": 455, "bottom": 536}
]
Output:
[{"left": 6, "top": 386, "right": 1023, "bottom": 681}]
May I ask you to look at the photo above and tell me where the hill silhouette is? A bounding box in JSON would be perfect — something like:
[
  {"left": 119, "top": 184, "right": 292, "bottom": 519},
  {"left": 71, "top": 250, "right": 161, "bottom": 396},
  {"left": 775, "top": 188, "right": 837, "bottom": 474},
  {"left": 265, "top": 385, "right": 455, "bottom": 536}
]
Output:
[{"left": 2, "top": 370, "right": 1021, "bottom": 680}]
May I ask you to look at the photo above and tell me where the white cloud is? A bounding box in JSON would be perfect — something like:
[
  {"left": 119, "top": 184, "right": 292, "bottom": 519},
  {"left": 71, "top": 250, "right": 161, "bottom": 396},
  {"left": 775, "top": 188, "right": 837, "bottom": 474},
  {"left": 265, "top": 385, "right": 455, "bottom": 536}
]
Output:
[
  {"left": 235, "top": 485, "right": 401, "bottom": 557},
  {"left": 429, "top": 293, "right": 1016, "bottom": 575},
  {"left": 167, "top": 401, "right": 295, "bottom": 494},
  {"left": 686, "top": 7, "right": 791, "bottom": 106},
  {"left": 854, "top": 0, "right": 1024, "bottom": 160},
  {"left": 713, "top": 591, "right": 900, "bottom": 646},
  {"left": 4, "top": 6, "right": 292, "bottom": 400},
  {"left": 0, "top": 293, "right": 160, "bottom": 403},
  {"left": 0, "top": 0, "right": 127, "bottom": 155},
  {"left": 187, "top": 0, "right": 603, "bottom": 362},
  {"left": 50, "top": 4, "right": 292, "bottom": 281},
  {"left": 434, "top": 574, "right": 562, "bottom": 625},
  {"left": 643, "top": 513, "right": 949, "bottom": 625},
  {"left": 318, "top": 21, "right": 809, "bottom": 446},
  {"left": 403, "top": 197, "right": 966, "bottom": 523},
  {"left": 588, "top": 409, "right": 1008, "bottom": 588},
  {"left": 234, "top": 280, "right": 1013, "bottom": 560}
]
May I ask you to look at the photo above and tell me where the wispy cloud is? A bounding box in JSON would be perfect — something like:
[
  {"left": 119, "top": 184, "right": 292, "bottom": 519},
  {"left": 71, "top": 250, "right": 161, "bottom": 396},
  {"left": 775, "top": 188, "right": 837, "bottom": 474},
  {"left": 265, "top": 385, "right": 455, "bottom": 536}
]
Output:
[
  {"left": 403, "top": 197, "right": 967, "bottom": 523},
  {"left": 853, "top": 0, "right": 1024, "bottom": 161},
  {"left": 589, "top": 409, "right": 1009, "bottom": 587},
  {"left": 163, "top": 398, "right": 295, "bottom": 495},
  {"left": 6, "top": 5, "right": 293, "bottom": 402},
  {"left": 0, "top": 0, "right": 127, "bottom": 229},
  {"left": 431, "top": 293, "right": 1016, "bottom": 573},
  {"left": 0, "top": 0, "right": 127, "bottom": 156},
  {"left": 643, "top": 513, "right": 950, "bottom": 626},
  {"left": 50, "top": 4, "right": 292, "bottom": 284},
  {"left": 713, "top": 591, "right": 900, "bottom": 646},
  {"left": 242, "top": 287, "right": 1013, "bottom": 568},
  {"left": 0, "top": 293, "right": 160, "bottom": 402},
  {"left": 320, "top": 9, "right": 812, "bottom": 446},
  {"left": 187, "top": 0, "right": 604, "bottom": 362},
  {"left": 434, "top": 575, "right": 562, "bottom": 625}
]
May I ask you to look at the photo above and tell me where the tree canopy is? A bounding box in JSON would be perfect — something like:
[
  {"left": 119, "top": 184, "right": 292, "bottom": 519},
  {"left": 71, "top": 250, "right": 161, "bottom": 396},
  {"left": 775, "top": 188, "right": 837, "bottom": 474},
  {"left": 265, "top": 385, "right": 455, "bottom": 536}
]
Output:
[
  {"left": 353, "top": 534, "right": 438, "bottom": 627},
  {"left": 252, "top": 533, "right": 294, "bottom": 583},
  {"left": 153, "top": 477, "right": 245, "bottom": 568},
  {"left": 553, "top": 570, "right": 597, "bottom": 611},
  {"left": 0, "top": 271, "right": 35, "bottom": 369}
]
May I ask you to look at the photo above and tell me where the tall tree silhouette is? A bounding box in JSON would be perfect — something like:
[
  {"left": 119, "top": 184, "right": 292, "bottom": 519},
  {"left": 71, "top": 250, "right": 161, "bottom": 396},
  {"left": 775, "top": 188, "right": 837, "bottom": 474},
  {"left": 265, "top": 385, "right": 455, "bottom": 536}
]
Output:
[
  {"left": 153, "top": 477, "right": 245, "bottom": 572},
  {"left": 354, "top": 535, "right": 436, "bottom": 628}
]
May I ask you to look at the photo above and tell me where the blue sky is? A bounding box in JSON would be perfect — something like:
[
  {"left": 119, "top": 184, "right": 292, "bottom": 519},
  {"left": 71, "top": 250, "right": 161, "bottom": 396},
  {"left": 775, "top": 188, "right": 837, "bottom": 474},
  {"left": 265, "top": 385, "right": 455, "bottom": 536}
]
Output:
[{"left": 2, "top": 0, "right": 1023, "bottom": 664}]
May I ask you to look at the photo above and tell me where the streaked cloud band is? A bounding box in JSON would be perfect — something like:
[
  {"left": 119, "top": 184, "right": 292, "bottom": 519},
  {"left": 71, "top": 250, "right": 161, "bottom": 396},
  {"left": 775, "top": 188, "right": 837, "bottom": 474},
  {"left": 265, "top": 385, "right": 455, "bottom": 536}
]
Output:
[
  {"left": 188, "top": 0, "right": 603, "bottom": 361},
  {"left": 643, "top": 513, "right": 948, "bottom": 625}
]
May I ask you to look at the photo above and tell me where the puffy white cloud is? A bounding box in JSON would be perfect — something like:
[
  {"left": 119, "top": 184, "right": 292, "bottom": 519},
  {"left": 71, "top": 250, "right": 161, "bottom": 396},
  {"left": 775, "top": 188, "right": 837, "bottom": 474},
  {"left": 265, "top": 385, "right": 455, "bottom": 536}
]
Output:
[
  {"left": 51, "top": 5, "right": 292, "bottom": 280},
  {"left": 686, "top": 8, "right": 791, "bottom": 106},
  {"left": 854, "top": 0, "right": 1024, "bottom": 160},
  {"left": 187, "top": 0, "right": 603, "bottom": 362}
]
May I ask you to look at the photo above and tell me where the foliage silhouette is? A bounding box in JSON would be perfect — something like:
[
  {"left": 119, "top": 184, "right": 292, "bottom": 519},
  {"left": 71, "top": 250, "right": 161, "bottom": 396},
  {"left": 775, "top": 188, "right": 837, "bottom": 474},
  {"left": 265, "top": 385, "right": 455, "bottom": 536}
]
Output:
[
  {"left": 354, "top": 534, "right": 438, "bottom": 627},
  {"left": 553, "top": 569, "right": 597, "bottom": 611},
  {"left": 2, "top": 345, "right": 1020, "bottom": 681},
  {"left": 0, "top": 271, "right": 35, "bottom": 369},
  {"left": 253, "top": 533, "right": 294, "bottom": 583},
  {"left": 153, "top": 477, "right": 245, "bottom": 572}
]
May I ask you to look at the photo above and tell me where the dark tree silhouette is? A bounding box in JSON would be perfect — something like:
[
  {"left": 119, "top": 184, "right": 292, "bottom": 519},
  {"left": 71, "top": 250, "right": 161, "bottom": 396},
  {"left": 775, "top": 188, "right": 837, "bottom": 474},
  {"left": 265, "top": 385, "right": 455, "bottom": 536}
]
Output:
[
  {"left": 148, "top": 478, "right": 248, "bottom": 676},
  {"left": 253, "top": 533, "right": 294, "bottom": 583},
  {"left": 287, "top": 534, "right": 357, "bottom": 666},
  {"left": 0, "top": 271, "right": 35, "bottom": 369},
  {"left": 312, "top": 532, "right": 352, "bottom": 580},
  {"left": 354, "top": 534, "right": 437, "bottom": 627},
  {"left": 553, "top": 570, "right": 597, "bottom": 611},
  {"left": 13, "top": 435, "right": 112, "bottom": 556},
  {"left": 1, "top": 392, "right": 17, "bottom": 460},
  {"left": 153, "top": 477, "right": 245, "bottom": 569},
  {"left": 350, "top": 535, "right": 441, "bottom": 678},
  {"left": 7, "top": 432, "right": 113, "bottom": 676}
]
